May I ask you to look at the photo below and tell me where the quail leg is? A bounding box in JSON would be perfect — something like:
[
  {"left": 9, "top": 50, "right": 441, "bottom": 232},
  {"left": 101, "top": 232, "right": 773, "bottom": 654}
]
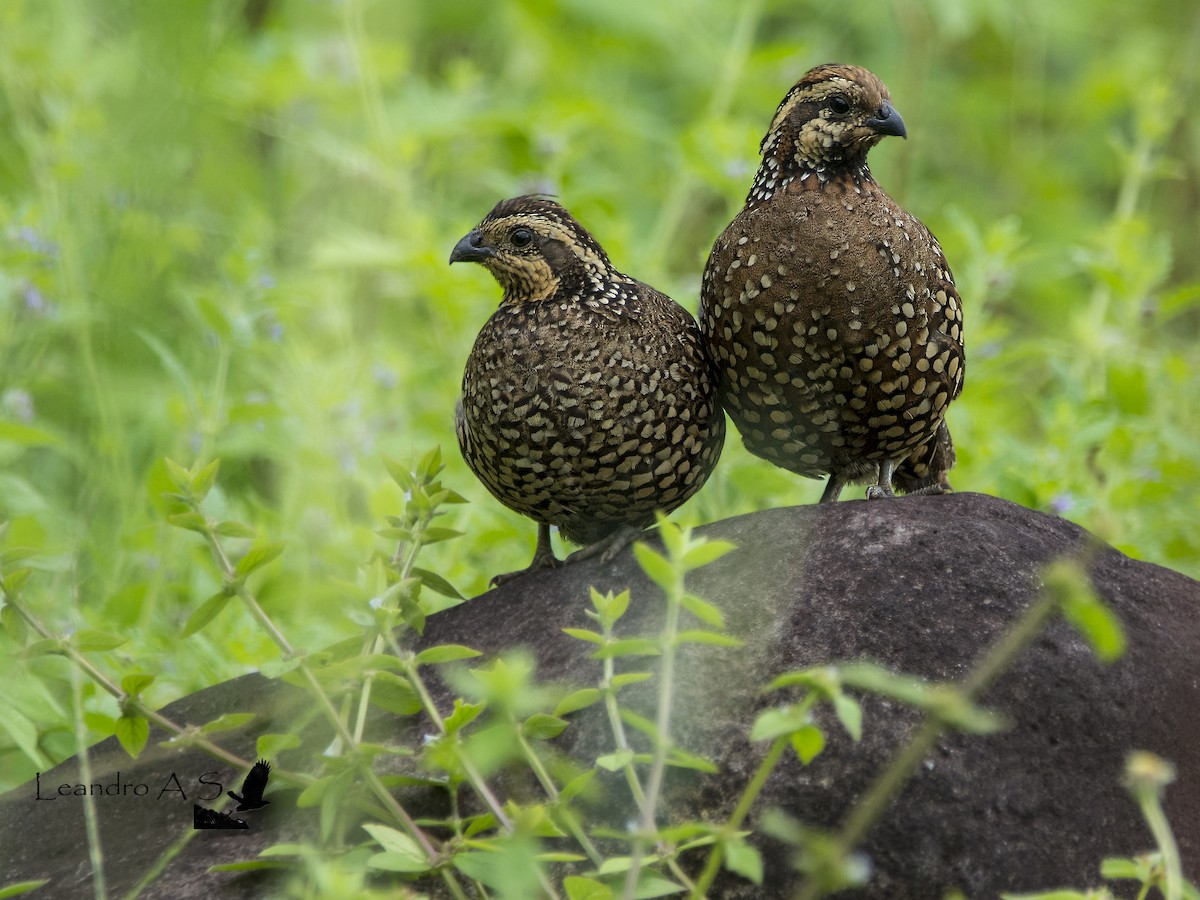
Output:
[
  {"left": 865, "top": 458, "right": 898, "bottom": 500},
  {"left": 490, "top": 522, "right": 561, "bottom": 587},
  {"left": 565, "top": 524, "right": 645, "bottom": 565},
  {"left": 820, "top": 474, "right": 848, "bottom": 504}
]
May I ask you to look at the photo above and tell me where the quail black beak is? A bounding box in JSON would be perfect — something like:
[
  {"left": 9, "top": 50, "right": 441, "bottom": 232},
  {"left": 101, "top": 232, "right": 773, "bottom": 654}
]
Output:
[
  {"left": 449, "top": 230, "right": 494, "bottom": 265},
  {"left": 866, "top": 101, "right": 907, "bottom": 139}
]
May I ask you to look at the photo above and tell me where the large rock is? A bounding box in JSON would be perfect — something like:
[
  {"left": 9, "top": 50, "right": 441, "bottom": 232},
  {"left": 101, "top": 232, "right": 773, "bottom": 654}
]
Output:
[{"left": 2, "top": 493, "right": 1197, "bottom": 898}]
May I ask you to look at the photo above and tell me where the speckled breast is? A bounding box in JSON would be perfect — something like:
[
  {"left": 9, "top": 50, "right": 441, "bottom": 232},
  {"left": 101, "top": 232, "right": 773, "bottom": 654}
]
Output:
[
  {"left": 701, "top": 189, "right": 963, "bottom": 478},
  {"left": 457, "top": 303, "right": 725, "bottom": 544}
]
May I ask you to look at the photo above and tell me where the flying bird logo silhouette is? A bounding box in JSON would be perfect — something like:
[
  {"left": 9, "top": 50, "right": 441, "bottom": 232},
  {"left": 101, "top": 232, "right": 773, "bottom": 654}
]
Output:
[{"left": 227, "top": 759, "right": 271, "bottom": 811}]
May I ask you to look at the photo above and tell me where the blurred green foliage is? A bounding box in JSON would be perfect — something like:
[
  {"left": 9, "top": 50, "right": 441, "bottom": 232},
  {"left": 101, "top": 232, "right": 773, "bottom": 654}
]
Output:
[{"left": 0, "top": 0, "right": 1197, "bottom": 788}]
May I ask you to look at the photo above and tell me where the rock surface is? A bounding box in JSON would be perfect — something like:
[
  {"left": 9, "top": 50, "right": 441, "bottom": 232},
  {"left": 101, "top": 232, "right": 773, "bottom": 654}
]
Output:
[{"left": 2, "top": 493, "right": 1197, "bottom": 898}]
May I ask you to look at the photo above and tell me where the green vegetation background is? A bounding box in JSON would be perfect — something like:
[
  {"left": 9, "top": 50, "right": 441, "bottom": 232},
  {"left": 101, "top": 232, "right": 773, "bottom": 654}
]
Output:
[{"left": 1, "top": 0, "right": 1197, "bottom": 790}]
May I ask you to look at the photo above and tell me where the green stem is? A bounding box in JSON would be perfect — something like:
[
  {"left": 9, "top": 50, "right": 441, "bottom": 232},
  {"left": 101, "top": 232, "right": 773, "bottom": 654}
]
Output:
[
  {"left": 440, "top": 869, "right": 473, "bottom": 900},
  {"left": 8, "top": 596, "right": 257, "bottom": 773},
  {"left": 71, "top": 659, "right": 108, "bottom": 900},
  {"left": 392, "top": 648, "right": 514, "bottom": 834},
  {"left": 199, "top": 517, "right": 446, "bottom": 869},
  {"left": 353, "top": 523, "right": 427, "bottom": 744},
  {"left": 200, "top": 525, "right": 297, "bottom": 657},
  {"left": 602, "top": 642, "right": 647, "bottom": 807},
  {"left": 516, "top": 729, "right": 604, "bottom": 867},
  {"left": 691, "top": 735, "right": 790, "bottom": 897},
  {"left": 1137, "top": 790, "right": 1182, "bottom": 900},
  {"left": 622, "top": 569, "right": 684, "bottom": 900}
]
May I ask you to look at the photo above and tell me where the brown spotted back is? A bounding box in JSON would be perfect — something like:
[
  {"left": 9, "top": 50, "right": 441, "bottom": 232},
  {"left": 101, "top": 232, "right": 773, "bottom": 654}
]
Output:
[
  {"left": 454, "top": 197, "right": 725, "bottom": 550},
  {"left": 701, "top": 65, "right": 963, "bottom": 500}
]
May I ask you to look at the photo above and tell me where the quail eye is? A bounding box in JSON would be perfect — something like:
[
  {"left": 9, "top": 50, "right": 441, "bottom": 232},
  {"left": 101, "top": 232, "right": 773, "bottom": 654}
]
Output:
[
  {"left": 510, "top": 227, "right": 534, "bottom": 249},
  {"left": 828, "top": 94, "right": 851, "bottom": 116}
]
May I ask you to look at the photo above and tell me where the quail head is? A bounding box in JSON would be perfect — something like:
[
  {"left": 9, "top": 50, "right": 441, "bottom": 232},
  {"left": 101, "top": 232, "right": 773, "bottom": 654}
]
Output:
[
  {"left": 700, "top": 64, "right": 964, "bottom": 502},
  {"left": 451, "top": 197, "right": 725, "bottom": 584}
]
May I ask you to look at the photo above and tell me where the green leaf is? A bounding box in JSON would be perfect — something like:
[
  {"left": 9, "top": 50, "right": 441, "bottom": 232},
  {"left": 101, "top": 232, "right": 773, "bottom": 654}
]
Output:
[
  {"left": 363, "top": 824, "right": 430, "bottom": 872},
  {"left": 657, "top": 517, "right": 685, "bottom": 558},
  {"left": 791, "top": 724, "right": 825, "bottom": 764},
  {"left": 0, "top": 707, "right": 44, "bottom": 769},
  {"left": 610, "top": 672, "right": 653, "bottom": 689},
  {"left": 235, "top": 541, "right": 286, "bottom": 577},
  {"left": 376, "top": 526, "right": 413, "bottom": 541},
  {"left": 596, "top": 856, "right": 637, "bottom": 875},
  {"left": 839, "top": 663, "right": 933, "bottom": 707},
  {"left": 190, "top": 459, "right": 220, "bottom": 501},
  {"left": 182, "top": 591, "right": 233, "bottom": 638},
  {"left": 1, "top": 603, "right": 27, "bottom": 643},
  {"left": 676, "top": 629, "right": 742, "bottom": 647},
  {"left": 724, "top": 836, "right": 764, "bottom": 884},
  {"left": 0, "top": 881, "right": 51, "bottom": 898},
  {"left": 1044, "top": 559, "right": 1126, "bottom": 662},
  {"left": 555, "top": 688, "right": 602, "bottom": 716},
  {"left": 0, "top": 421, "right": 60, "bottom": 446},
  {"left": 416, "top": 644, "right": 481, "bottom": 665},
  {"left": 168, "top": 512, "right": 208, "bottom": 533},
  {"left": 207, "top": 861, "right": 290, "bottom": 873},
  {"left": 319, "top": 769, "right": 354, "bottom": 844},
  {"left": 116, "top": 714, "right": 149, "bottom": 758},
  {"left": 666, "top": 747, "right": 718, "bottom": 773},
  {"left": 929, "top": 691, "right": 1006, "bottom": 734},
  {"left": 682, "top": 539, "right": 736, "bottom": 570},
  {"left": 1062, "top": 593, "right": 1126, "bottom": 663},
  {"left": 768, "top": 667, "right": 836, "bottom": 693},
  {"left": 199, "top": 712, "right": 258, "bottom": 734},
  {"left": 750, "top": 705, "right": 810, "bottom": 742},
  {"left": 214, "top": 520, "right": 256, "bottom": 539},
  {"left": 164, "top": 458, "right": 193, "bottom": 492},
  {"left": 418, "top": 527, "right": 463, "bottom": 545},
  {"left": 258, "top": 843, "right": 308, "bottom": 857},
  {"left": 592, "top": 638, "right": 660, "bottom": 659},
  {"left": 833, "top": 693, "right": 863, "bottom": 741},
  {"left": 633, "top": 543, "right": 675, "bottom": 590},
  {"left": 412, "top": 566, "right": 463, "bottom": 600},
  {"left": 618, "top": 708, "right": 658, "bottom": 738},
  {"left": 590, "top": 587, "right": 631, "bottom": 625},
  {"left": 382, "top": 456, "right": 416, "bottom": 492},
  {"left": 563, "top": 627, "right": 604, "bottom": 645},
  {"left": 596, "top": 749, "right": 635, "bottom": 771},
  {"left": 627, "top": 870, "right": 685, "bottom": 898},
  {"left": 560, "top": 769, "right": 596, "bottom": 802},
  {"left": 523, "top": 713, "right": 569, "bottom": 740},
  {"left": 564, "top": 876, "right": 614, "bottom": 900},
  {"left": 2, "top": 567, "right": 32, "bottom": 597},
  {"left": 444, "top": 699, "right": 486, "bottom": 734},
  {"left": 23, "top": 638, "right": 62, "bottom": 658},
  {"left": 367, "top": 849, "right": 431, "bottom": 873},
  {"left": 120, "top": 673, "right": 155, "bottom": 696},
  {"left": 538, "top": 852, "right": 588, "bottom": 862},
  {"left": 73, "top": 629, "right": 127, "bottom": 652},
  {"left": 256, "top": 733, "right": 302, "bottom": 758},
  {"left": 463, "top": 812, "right": 499, "bottom": 837},
  {"left": 417, "top": 445, "right": 444, "bottom": 480},
  {"left": 679, "top": 592, "right": 725, "bottom": 628},
  {"left": 368, "top": 672, "right": 422, "bottom": 716},
  {"left": 296, "top": 774, "right": 334, "bottom": 808}
]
